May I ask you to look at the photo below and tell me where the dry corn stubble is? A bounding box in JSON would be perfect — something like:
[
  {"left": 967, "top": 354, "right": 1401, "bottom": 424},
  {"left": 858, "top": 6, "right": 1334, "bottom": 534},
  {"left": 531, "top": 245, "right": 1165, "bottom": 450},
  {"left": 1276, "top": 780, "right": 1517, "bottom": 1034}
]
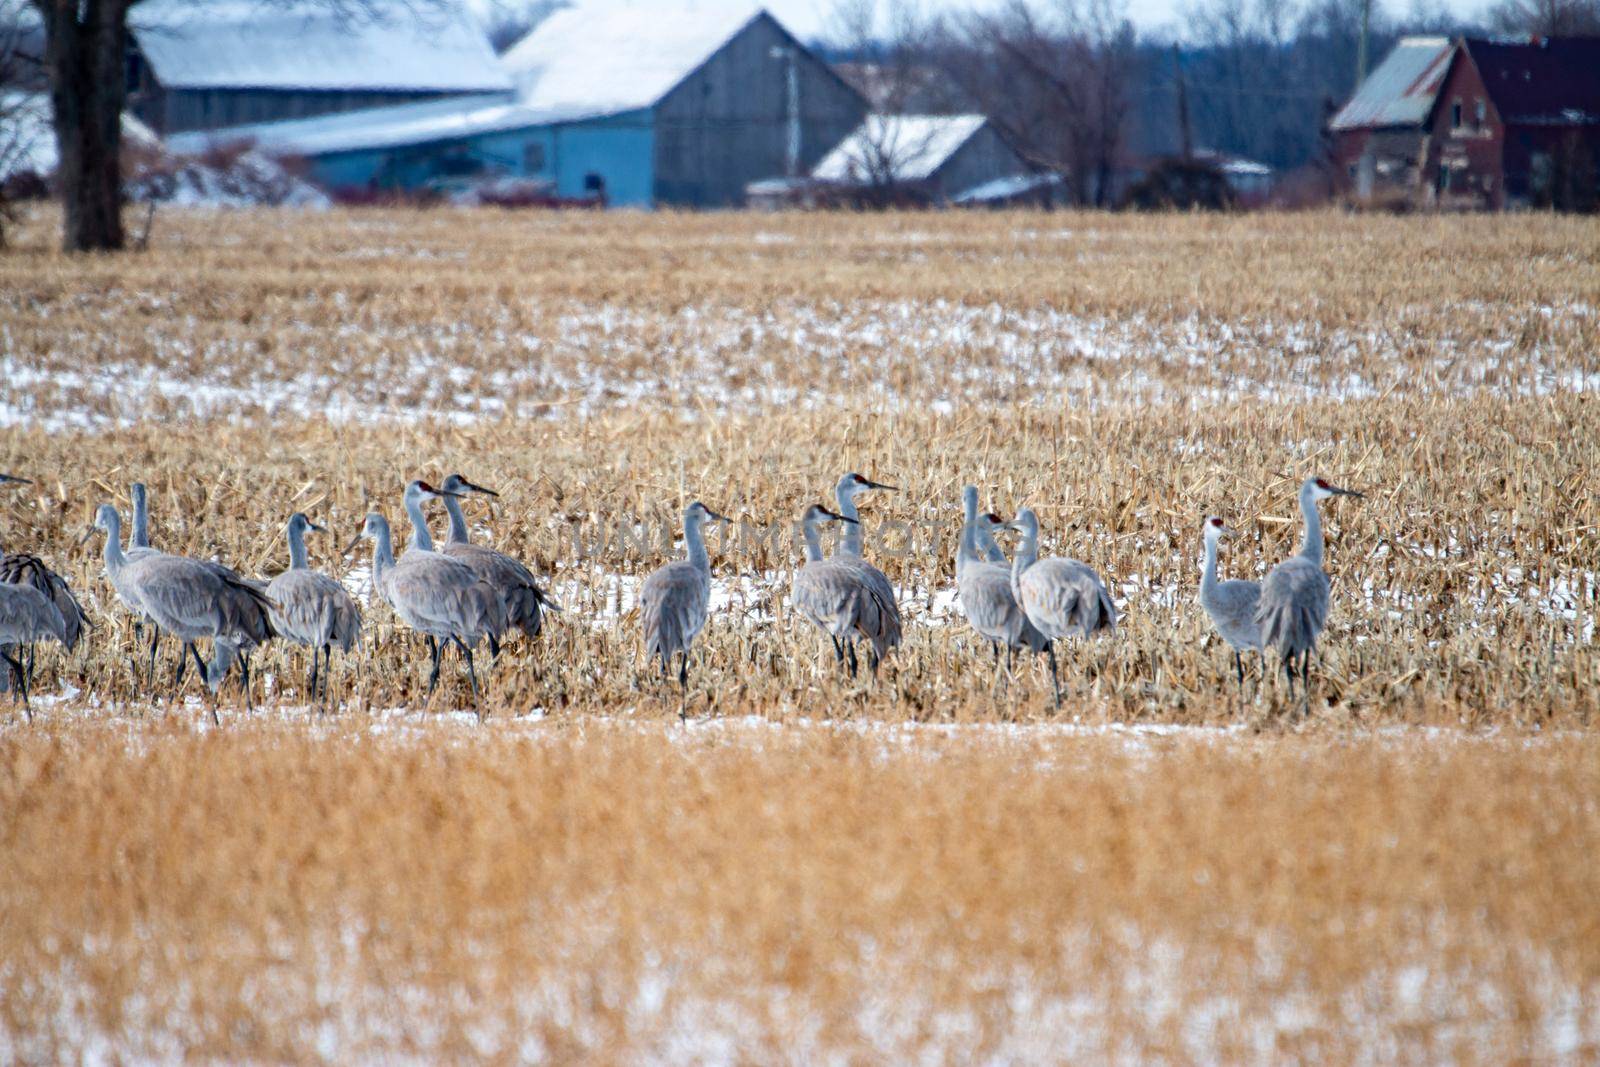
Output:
[{"left": 1, "top": 208, "right": 1597, "bottom": 1060}]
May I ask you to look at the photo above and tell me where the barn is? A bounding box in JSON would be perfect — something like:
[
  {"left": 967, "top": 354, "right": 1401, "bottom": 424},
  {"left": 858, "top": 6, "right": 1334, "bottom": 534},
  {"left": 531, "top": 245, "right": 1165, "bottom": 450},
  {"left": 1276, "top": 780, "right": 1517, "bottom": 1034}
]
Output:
[
  {"left": 126, "top": 1, "right": 512, "bottom": 136},
  {"left": 176, "top": 5, "right": 868, "bottom": 208},
  {"left": 1329, "top": 36, "right": 1454, "bottom": 203},
  {"left": 810, "top": 114, "right": 1034, "bottom": 205}
]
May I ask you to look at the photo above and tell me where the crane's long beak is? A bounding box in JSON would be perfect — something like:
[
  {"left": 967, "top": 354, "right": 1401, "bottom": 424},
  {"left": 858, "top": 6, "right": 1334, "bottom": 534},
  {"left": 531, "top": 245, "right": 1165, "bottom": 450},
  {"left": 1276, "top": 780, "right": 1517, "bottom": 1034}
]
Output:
[
  {"left": 860, "top": 477, "right": 897, "bottom": 491},
  {"left": 0, "top": 472, "right": 32, "bottom": 486},
  {"left": 342, "top": 534, "right": 365, "bottom": 556},
  {"left": 307, "top": 521, "right": 329, "bottom": 534},
  {"left": 703, "top": 507, "right": 733, "bottom": 524},
  {"left": 1221, "top": 524, "right": 1240, "bottom": 538},
  {"left": 1331, "top": 486, "right": 1365, "bottom": 498},
  {"left": 459, "top": 479, "right": 499, "bottom": 498},
  {"left": 821, "top": 507, "right": 858, "bottom": 524},
  {"left": 77, "top": 526, "right": 98, "bottom": 546}
]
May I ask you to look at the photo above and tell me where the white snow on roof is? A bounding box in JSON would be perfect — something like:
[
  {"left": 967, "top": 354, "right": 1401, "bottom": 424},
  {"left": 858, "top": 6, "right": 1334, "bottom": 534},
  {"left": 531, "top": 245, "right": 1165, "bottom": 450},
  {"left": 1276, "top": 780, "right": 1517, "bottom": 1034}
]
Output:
[
  {"left": 813, "top": 114, "right": 988, "bottom": 183},
  {"left": 502, "top": 1, "right": 762, "bottom": 120},
  {"left": 162, "top": 94, "right": 556, "bottom": 158},
  {"left": 130, "top": 0, "right": 511, "bottom": 94},
  {"left": 1330, "top": 36, "right": 1453, "bottom": 131}
]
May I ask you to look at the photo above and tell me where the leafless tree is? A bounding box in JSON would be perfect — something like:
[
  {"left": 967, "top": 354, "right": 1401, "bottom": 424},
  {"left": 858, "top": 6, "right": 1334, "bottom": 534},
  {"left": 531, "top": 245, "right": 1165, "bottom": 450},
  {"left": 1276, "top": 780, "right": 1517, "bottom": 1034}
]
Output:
[
  {"left": 28, "top": 0, "right": 441, "bottom": 254},
  {"left": 0, "top": 0, "right": 45, "bottom": 245},
  {"left": 1487, "top": 0, "right": 1600, "bottom": 33},
  {"left": 479, "top": 0, "right": 566, "bottom": 54},
  {"left": 941, "top": 0, "right": 1135, "bottom": 206}
]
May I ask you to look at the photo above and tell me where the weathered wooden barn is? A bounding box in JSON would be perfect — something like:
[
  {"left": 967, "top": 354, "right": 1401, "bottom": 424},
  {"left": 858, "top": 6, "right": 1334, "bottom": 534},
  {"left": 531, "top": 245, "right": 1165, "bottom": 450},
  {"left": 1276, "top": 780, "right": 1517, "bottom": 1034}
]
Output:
[
  {"left": 810, "top": 114, "right": 1034, "bottom": 205},
  {"left": 1329, "top": 37, "right": 1454, "bottom": 203},
  {"left": 176, "top": 5, "right": 867, "bottom": 208},
  {"left": 126, "top": 0, "right": 512, "bottom": 136}
]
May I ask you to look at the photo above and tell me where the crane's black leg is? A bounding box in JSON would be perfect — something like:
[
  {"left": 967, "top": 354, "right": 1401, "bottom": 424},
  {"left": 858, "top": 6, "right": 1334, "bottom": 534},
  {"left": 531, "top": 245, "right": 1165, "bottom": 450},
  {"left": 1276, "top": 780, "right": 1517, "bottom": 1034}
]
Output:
[
  {"left": 831, "top": 635, "right": 844, "bottom": 665},
  {"left": 4, "top": 652, "right": 29, "bottom": 722},
  {"left": 1282, "top": 651, "right": 1296, "bottom": 700},
  {"left": 175, "top": 642, "right": 189, "bottom": 687},
  {"left": 453, "top": 636, "right": 480, "bottom": 704},
  {"left": 1235, "top": 650, "right": 1244, "bottom": 689},
  {"left": 678, "top": 650, "right": 688, "bottom": 690},
  {"left": 846, "top": 640, "right": 858, "bottom": 678},
  {"left": 147, "top": 626, "right": 161, "bottom": 688},
  {"left": 425, "top": 636, "right": 443, "bottom": 695},
  {"left": 307, "top": 648, "right": 319, "bottom": 700},
  {"left": 24, "top": 643, "right": 35, "bottom": 688},
  {"left": 1046, "top": 643, "right": 1061, "bottom": 710},
  {"left": 238, "top": 652, "right": 254, "bottom": 711},
  {"left": 189, "top": 643, "right": 208, "bottom": 692}
]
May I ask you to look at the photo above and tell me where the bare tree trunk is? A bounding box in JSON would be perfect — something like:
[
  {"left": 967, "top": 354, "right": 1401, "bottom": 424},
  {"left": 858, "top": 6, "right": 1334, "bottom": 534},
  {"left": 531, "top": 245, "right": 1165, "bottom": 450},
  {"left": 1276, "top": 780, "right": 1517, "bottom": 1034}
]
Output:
[{"left": 38, "top": 0, "right": 130, "bottom": 252}]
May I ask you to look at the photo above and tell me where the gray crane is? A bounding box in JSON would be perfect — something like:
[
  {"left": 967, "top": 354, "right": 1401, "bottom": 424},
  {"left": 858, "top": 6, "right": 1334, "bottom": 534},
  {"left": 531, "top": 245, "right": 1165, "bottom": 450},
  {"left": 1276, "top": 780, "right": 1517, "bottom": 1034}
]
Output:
[
  {"left": 957, "top": 509, "right": 1048, "bottom": 687},
  {"left": 1199, "top": 516, "right": 1262, "bottom": 689},
  {"left": 828, "top": 471, "right": 902, "bottom": 669},
  {"left": 1, "top": 473, "right": 88, "bottom": 690},
  {"left": 1255, "top": 477, "right": 1363, "bottom": 699},
  {"left": 0, "top": 572, "right": 67, "bottom": 718},
  {"left": 959, "top": 484, "right": 1009, "bottom": 573},
  {"left": 437, "top": 473, "right": 559, "bottom": 648},
  {"left": 791, "top": 503, "right": 900, "bottom": 677},
  {"left": 1002, "top": 507, "right": 1117, "bottom": 709},
  {"left": 91, "top": 503, "right": 275, "bottom": 715},
  {"left": 350, "top": 481, "right": 504, "bottom": 703},
  {"left": 267, "top": 512, "right": 362, "bottom": 702},
  {"left": 639, "top": 500, "right": 730, "bottom": 699}
]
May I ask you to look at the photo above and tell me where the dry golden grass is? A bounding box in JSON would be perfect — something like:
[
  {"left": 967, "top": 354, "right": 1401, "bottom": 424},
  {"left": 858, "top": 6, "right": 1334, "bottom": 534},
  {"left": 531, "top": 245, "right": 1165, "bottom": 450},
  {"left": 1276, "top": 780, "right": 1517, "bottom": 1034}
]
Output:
[{"left": 2, "top": 208, "right": 1598, "bottom": 1059}]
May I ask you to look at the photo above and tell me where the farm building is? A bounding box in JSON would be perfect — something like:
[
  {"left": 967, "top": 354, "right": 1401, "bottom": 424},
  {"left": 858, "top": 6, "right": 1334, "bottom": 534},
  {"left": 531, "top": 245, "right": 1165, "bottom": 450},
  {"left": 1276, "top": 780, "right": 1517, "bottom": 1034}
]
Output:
[
  {"left": 1424, "top": 37, "right": 1600, "bottom": 211},
  {"left": 173, "top": 5, "right": 867, "bottom": 208},
  {"left": 1329, "top": 36, "right": 1455, "bottom": 202},
  {"left": 810, "top": 114, "right": 1033, "bottom": 205},
  {"left": 126, "top": 1, "right": 512, "bottom": 136}
]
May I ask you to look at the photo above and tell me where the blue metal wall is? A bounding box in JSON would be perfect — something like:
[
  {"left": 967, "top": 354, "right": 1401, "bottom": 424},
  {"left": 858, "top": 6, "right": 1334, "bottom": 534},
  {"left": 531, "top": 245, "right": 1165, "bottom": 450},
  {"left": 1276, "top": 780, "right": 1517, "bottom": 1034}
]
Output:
[{"left": 304, "top": 108, "right": 656, "bottom": 207}]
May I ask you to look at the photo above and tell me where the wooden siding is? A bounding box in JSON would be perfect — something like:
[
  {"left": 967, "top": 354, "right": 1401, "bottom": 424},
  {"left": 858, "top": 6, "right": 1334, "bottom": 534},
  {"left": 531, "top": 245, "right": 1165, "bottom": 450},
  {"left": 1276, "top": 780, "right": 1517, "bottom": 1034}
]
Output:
[
  {"left": 653, "top": 13, "right": 866, "bottom": 208},
  {"left": 929, "top": 124, "right": 1028, "bottom": 201}
]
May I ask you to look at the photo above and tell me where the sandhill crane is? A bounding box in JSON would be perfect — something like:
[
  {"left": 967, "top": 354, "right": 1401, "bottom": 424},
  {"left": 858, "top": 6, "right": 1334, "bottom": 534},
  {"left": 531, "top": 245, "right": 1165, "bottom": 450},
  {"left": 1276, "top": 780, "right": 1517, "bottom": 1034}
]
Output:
[
  {"left": 351, "top": 492, "right": 504, "bottom": 704},
  {"left": 1, "top": 473, "right": 88, "bottom": 689},
  {"left": 91, "top": 504, "right": 275, "bottom": 715},
  {"left": 1256, "top": 477, "right": 1363, "bottom": 699},
  {"left": 792, "top": 503, "right": 900, "bottom": 677},
  {"left": 267, "top": 512, "right": 362, "bottom": 702},
  {"left": 958, "top": 510, "right": 1047, "bottom": 686},
  {"left": 1199, "top": 516, "right": 1262, "bottom": 689},
  {"left": 1002, "top": 507, "right": 1117, "bottom": 709},
  {"left": 0, "top": 578, "right": 67, "bottom": 718},
  {"left": 828, "top": 471, "right": 902, "bottom": 669},
  {"left": 437, "top": 473, "right": 559, "bottom": 648},
  {"left": 639, "top": 501, "right": 730, "bottom": 701}
]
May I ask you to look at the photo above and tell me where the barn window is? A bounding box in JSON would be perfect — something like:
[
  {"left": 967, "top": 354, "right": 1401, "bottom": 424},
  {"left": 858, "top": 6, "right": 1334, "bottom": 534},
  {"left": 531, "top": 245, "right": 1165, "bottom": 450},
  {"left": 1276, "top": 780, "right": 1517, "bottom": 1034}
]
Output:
[
  {"left": 584, "top": 172, "right": 606, "bottom": 194},
  {"left": 1451, "top": 100, "right": 1462, "bottom": 129},
  {"left": 523, "top": 142, "right": 546, "bottom": 173}
]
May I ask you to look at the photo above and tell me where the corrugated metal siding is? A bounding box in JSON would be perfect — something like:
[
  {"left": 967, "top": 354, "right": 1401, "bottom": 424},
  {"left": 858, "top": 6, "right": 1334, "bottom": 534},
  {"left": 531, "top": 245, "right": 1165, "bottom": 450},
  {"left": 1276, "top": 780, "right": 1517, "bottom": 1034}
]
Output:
[
  {"left": 652, "top": 13, "right": 866, "bottom": 208},
  {"left": 1330, "top": 37, "right": 1453, "bottom": 131}
]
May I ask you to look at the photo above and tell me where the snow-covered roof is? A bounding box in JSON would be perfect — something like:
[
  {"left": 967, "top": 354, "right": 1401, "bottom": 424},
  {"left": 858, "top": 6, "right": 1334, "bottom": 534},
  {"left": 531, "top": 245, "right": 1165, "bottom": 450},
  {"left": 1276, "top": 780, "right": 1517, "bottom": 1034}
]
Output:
[
  {"left": 813, "top": 114, "right": 988, "bottom": 183},
  {"left": 502, "top": 2, "right": 763, "bottom": 120},
  {"left": 130, "top": 0, "right": 511, "bottom": 94},
  {"left": 163, "top": 94, "right": 558, "bottom": 158},
  {"left": 1329, "top": 37, "right": 1453, "bottom": 131}
]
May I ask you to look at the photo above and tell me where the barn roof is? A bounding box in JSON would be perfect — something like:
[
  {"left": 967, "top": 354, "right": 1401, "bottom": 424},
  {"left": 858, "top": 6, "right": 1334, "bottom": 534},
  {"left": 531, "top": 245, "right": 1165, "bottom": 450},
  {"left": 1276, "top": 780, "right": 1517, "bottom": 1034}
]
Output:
[
  {"left": 502, "top": 2, "right": 764, "bottom": 120},
  {"left": 1465, "top": 36, "right": 1600, "bottom": 126},
  {"left": 812, "top": 114, "right": 989, "bottom": 183},
  {"left": 1329, "top": 37, "right": 1453, "bottom": 131},
  {"left": 130, "top": 0, "right": 512, "bottom": 94}
]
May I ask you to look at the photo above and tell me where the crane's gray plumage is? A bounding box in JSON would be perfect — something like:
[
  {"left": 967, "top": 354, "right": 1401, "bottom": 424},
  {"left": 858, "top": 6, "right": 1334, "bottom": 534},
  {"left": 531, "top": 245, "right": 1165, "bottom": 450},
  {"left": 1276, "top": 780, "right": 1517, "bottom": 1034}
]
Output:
[
  {"left": 0, "top": 474, "right": 88, "bottom": 696},
  {"left": 827, "top": 472, "right": 902, "bottom": 667},
  {"left": 639, "top": 500, "right": 728, "bottom": 696},
  {"left": 1004, "top": 507, "right": 1116, "bottom": 708},
  {"left": 438, "top": 473, "right": 558, "bottom": 643},
  {"left": 267, "top": 512, "right": 362, "bottom": 701},
  {"left": 355, "top": 481, "right": 505, "bottom": 703},
  {"left": 1199, "top": 516, "right": 1261, "bottom": 688},
  {"left": 959, "top": 511, "right": 1048, "bottom": 660},
  {"left": 0, "top": 575, "right": 67, "bottom": 716},
  {"left": 960, "top": 484, "right": 1009, "bottom": 572},
  {"left": 792, "top": 504, "right": 899, "bottom": 677},
  {"left": 1255, "top": 477, "right": 1363, "bottom": 698}
]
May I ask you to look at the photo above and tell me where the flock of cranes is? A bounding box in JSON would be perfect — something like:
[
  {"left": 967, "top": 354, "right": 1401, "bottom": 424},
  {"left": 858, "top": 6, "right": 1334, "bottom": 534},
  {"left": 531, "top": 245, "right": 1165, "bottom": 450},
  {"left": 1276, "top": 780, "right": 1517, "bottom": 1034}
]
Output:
[{"left": 0, "top": 468, "right": 1364, "bottom": 719}]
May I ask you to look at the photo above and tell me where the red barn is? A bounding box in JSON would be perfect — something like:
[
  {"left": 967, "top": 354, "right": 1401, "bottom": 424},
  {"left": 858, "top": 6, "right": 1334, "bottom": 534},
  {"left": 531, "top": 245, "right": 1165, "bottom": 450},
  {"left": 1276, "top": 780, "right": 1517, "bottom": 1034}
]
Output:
[{"left": 1426, "top": 37, "right": 1600, "bottom": 211}]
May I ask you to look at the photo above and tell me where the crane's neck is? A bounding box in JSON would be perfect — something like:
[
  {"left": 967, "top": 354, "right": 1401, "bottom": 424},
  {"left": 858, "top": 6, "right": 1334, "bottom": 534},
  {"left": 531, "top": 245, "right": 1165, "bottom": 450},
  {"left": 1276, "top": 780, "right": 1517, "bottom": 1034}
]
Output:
[
  {"left": 1201, "top": 533, "right": 1220, "bottom": 594},
  {"left": 1011, "top": 524, "right": 1039, "bottom": 580},
  {"left": 684, "top": 511, "right": 711, "bottom": 572},
  {"left": 835, "top": 484, "right": 863, "bottom": 557},
  {"left": 101, "top": 513, "right": 127, "bottom": 574},
  {"left": 957, "top": 520, "right": 983, "bottom": 573},
  {"left": 131, "top": 489, "right": 150, "bottom": 550},
  {"left": 288, "top": 523, "right": 310, "bottom": 570},
  {"left": 405, "top": 494, "right": 434, "bottom": 553},
  {"left": 370, "top": 523, "right": 395, "bottom": 583},
  {"left": 444, "top": 494, "right": 471, "bottom": 545},
  {"left": 802, "top": 517, "right": 824, "bottom": 563},
  {"left": 1297, "top": 484, "right": 1324, "bottom": 566}
]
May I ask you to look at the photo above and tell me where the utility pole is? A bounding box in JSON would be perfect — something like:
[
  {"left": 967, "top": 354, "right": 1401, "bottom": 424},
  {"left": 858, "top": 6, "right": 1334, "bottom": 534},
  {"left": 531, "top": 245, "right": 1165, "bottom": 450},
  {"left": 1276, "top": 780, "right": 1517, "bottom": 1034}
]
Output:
[
  {"left": 1356, "top": 0, "right": 1372, "bottom": 84},
  {"left": 1173, "top": 44, "right": 1192, "bottom": 161},
  {"left": 770, "top": 45, "right": 801, "bottom": 177}
]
